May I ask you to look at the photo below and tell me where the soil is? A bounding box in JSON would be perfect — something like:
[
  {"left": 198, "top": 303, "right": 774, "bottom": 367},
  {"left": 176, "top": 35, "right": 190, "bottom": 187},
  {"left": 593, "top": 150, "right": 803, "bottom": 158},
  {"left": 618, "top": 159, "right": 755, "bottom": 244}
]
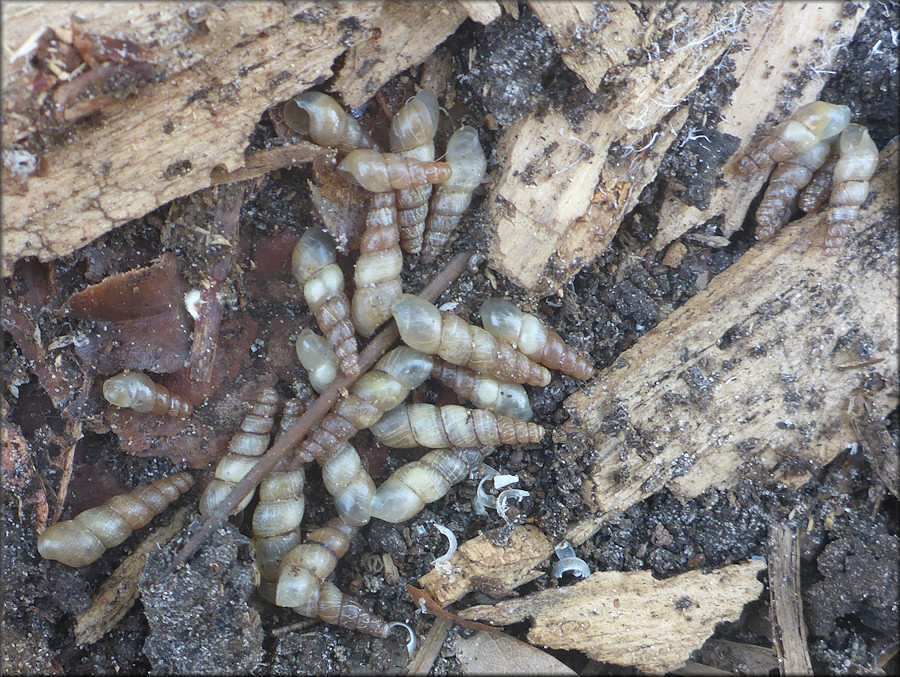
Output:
[{"left": 2, "top": 4, "right": 898, "bottom": 675}]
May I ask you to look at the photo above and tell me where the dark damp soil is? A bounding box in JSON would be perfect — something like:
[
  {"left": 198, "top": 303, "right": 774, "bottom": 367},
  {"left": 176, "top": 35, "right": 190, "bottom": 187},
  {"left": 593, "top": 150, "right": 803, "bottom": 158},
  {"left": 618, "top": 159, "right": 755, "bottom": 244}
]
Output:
[{"left": 3, "top": 4, "right": 897, "bottom": 675}]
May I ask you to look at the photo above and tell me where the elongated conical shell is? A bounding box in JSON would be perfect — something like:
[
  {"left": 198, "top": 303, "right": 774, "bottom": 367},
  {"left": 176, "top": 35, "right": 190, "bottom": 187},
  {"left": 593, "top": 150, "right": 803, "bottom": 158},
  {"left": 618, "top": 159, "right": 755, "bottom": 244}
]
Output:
[
  {"left": 38, "top": 472, "right": 194, "bottom": 567},
  {"left": 824, "top": 124, "right": 879, "bottom": 255},
  {"left": 391, "top": 294, "right": 551, "bottom": 386},
  {"left": 103, "top": 371, "right": 193, "bottom": 417},
  {"left": 480, "top": 298, "right": 594, "bottom": 380}
]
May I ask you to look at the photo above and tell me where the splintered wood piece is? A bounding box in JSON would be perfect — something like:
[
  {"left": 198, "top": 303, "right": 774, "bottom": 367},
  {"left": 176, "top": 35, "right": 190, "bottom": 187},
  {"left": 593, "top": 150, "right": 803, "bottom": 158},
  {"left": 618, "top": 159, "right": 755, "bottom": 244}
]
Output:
[
  {"left": 562, "top": 141, "right": 898, "bottom": 546},
  {"left": 527, "top": 1, "right": 642, "bottom": 93},
  {"left": 418, "top": 525, "right": 553, "bottom": 607},
  {"left": 455, "top": 630, "right": 577, "bottom": 675},
  {"left": 332, "top": 0, "right": 468, "bottom": 109},
  {"left": 74, "top": 506, "right": 189, "bottom": 646},
  {"left": 650, "top": 2, "right": 867, "bottom": 251},
  {"left": 455, "top": 0, "right": 502, "bottom": 25},
  {"left": 461, "top": 560, "right": 766, "bottom": 674},
  {"left": 768, "top": 524, "right": 814, "bottom": 676},
  {"left": 487, "top": 4, "right": 743, "bottom": 293},
  {"left": 1, "top": 2, "right": 465, "bottom": 276}
]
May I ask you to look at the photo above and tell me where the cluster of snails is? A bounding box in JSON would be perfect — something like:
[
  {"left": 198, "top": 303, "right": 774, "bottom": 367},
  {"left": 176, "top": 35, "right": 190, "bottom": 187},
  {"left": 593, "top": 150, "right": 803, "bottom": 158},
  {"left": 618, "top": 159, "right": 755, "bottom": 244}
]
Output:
[
  {"left": 739, "top": 100, "right": 879, "bottom": 254},
  {"left": 38, "top": 89, "right": 595, "bottom": 644}
]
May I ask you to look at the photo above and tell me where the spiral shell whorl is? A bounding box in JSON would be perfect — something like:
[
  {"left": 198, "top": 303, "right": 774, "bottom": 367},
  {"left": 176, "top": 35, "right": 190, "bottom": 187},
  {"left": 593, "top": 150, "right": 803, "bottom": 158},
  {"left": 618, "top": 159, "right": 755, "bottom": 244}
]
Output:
[
  {"left": 282, "top": 91, "right": 368, "bottom": 152},
  {"left": 391, "top": 90, "right": 441, "bottom": 255},
  {"left": 369, "top": 403, "right": 545, "bottom": 448},
  {"left": 275, "top": 517, "right": 358, "bottom": 608},
  {"left": 824, "top": 124, "right": 878, "bottom": 255},
  {"left": 295, "top": 329, "right": 339, "bottom": 393},
  {"left": 738, "top": 102, "right": 851, "bottom": 176},
  {"left": 479, "top": 298, "right": 594, "bottom": 380},
  {"left": 337, "top": 150, "right": 452, "bottom": 192},
  {"left": 391, "top": 294, "right": 551, "bottom": 386},
  {"left": 431, "top": 358, "right": 533, "bottom": 421},
  {"left": 292, "top": 229, "right": 360, "bottom": 377},
  {"left": 421, "top": 126, "right": 486, "bottom": 263},
  {"left": 199, "top": 387, "right": 279, "bottom": 517},
  {"left": 798, "top": 152, "right": 838, "bottom": 213},
  {"left": 320, "top": 442, "right": 376, "bottom": 527},
  {"left": 351, "top": 191, "right": 403, "bottom": 337},
  {"left": 37, "top": 472, "right": 194, "bottom": 567},
  {"left": 370, "top": 447, "right": 486, "bottom": 523},
  {"left": 102, "top": 371, "right": 193, "bottom": 418},
  {"left": 295, "top": 347, "right": 434, "bottom": 463}
]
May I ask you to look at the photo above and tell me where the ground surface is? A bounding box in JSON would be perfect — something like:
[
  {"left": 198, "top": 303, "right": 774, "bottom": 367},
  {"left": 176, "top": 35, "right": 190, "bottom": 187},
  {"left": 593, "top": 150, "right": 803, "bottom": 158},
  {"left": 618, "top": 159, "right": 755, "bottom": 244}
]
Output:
[{"left": 2, "top": 3, "right": 898, "bottom": 675}]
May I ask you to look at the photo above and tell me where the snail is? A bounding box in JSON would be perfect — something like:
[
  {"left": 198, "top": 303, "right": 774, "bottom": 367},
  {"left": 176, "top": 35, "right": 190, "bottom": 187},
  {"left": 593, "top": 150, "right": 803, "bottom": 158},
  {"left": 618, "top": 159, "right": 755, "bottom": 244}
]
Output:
[
  {"left": 198, "top": 387, "right": 280, "bottom": 517},
  {"left": 823, "top": 123, "right": 879, "bottom": 255},
  {"left": 420, "top": 126, "right": 487, "bottom": 264},
  {"left": 369, "top": 403, "right": 544, "bottom": 448},
  {"left": 102, "top": 371, "right": 193, "bottom": 418},
  {"left": 337, "top": 149, "right": 452, "bottom": 192},
  {"left": 295, "top": 328, "right": 340, "bottom": 393},
  {"left": 37, "top": 472, "right": 194, "bottom": 567},
  {"left": 319, "top": 441, "right": 377, "bottom": 527},
  {"left": 370, "top": 447, "right": 488, "bottom": 523},
  {"left": 389, "top": 89, "right": 441, "bottom": 255},
  {"left": 295, "top": 346, "right": 434, "bottom": 463},
  {"left": 275, "top": 516, "right": 399, "bottom": 637},
  {"left": 291, "top": 228, "right": 360, "bottom": 377},
  {"left": 350, "top": 190, "right": 404, "bottom": 337},
  {"left": 755, "top": 140, "right": 833, "bottom": 241},
  {"left": 479, "top": 298, "right": 594, "bottom": 380},
  {"left": 391, "top": 293, "right": 551, "bottom": 387},
  {"left": 252, "top": 398, "right": 306, "bottom": 603},
  {"left": 282, "top": 91, "right": 372, "bottom": 152},
  {"left": 431, "top": 357, "right": 533, "bottom": 421},
  {"left": 738, "top": 101, "right": 850, "bottom": 176},
  {"left": 798, "top": 149, "right": 838, "bottom": 214}
]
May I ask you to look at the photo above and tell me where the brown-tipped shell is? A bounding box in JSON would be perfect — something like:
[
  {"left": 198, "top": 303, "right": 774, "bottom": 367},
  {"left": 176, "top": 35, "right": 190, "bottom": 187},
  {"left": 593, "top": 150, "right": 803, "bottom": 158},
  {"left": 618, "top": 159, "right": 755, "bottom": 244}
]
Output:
[
  {"left": 199, "top": 387, "right": 279, "bottom": 517},
  {"left": 370, "top": 403, "right": 544, "bottom": 448},
  {"left": 275, "top": 517, "right": 358, "bottom": 610},
  {"left": 421, "top": 126, "right": 486, "bottom": 263},
  {"left": 798, "top": 152, "right": 838, "bottom": 213},
  {"left": 391, "top": 294, "right": 551, "bottom": 387},
  {"left": 337, "top": 149, "right": 452, "bottom": 192},
  {"left": 738, "top": 102, "right": 851, "bottom": 176},
  {"left": 479, "top": 298, "right": 594, "bottom": 380},
  {"left": 292, "top": 228, "right": 360, "bottom": 377},
  {"left": 295, "top": 347, "right": 434, "bottom": 463},
  {"left": 824, "top": 124, "right": 879, "bottom": 255},
  {"left": 755, "top": 140, "right": 832, "bottom": 241},
  {"left": 351, "top": 192, "right": 403, "bottom": 337},
  {"left": 370, "top": 447, "right": 486, "bottom": 523},
  {"left": 103, "top": 371, "right": 193, "bottom": 418},
  {"left": 37, "top": 472, "right": 194, "bottom": 567},
  {"left": 282, "top": 91, "right": 369, "bottom": 152},
  {"left": 390, "top": 89, "right": 441, "bottom": 255},
  {"left": 431, "top": 358, "right": 533, "bottom": 421}
]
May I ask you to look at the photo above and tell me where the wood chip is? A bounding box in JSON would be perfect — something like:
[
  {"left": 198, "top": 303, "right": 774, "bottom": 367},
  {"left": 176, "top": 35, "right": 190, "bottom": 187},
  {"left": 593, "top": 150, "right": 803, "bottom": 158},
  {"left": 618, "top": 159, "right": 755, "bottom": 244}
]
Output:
[
  {"left": 562, "top": 141, "right": 899, "bottom": 546},
  {"left": 528, "top": 1, "right": 642, "bottom": 93},
  {"left": 461, "top": 560, "right": 766, "bottom": 674},
  {"left": 487, "top": 4, "right": 736, "bottom": 293},
  {"left": 333, "top": 1, "right": 468, "bottom": 109},
  {"left": 768, "top": 524, "right": 813, "bottom": 676},
  {"left": 74, "top": 506, "right": 189, "bottom": 646},
  {"left": 456, "top": 0, "right": 502, "bottom": 25},
  {"left": 419, "top": 525, "right": 553, "bottom": 607}
]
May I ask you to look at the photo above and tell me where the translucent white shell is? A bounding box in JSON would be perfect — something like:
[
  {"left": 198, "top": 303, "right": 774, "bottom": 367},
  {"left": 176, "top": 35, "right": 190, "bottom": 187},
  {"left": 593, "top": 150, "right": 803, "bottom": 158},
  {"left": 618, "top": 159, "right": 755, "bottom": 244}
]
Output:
[{"left": 295, "top": 328, "right": 339, "bottom": 393}]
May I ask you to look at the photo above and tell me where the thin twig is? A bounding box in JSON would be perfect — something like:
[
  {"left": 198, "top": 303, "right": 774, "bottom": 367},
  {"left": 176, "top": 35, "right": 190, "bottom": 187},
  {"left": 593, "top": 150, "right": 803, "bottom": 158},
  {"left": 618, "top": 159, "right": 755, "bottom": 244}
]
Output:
[
  {"left": 406, "top": 618, "right": 453, "bottom": 676},
  {"left": 164, "top": 249, "right": 475, "bottom": 575},
  {"left": 52, "top": 420, "right": 82, "bottom": 522}
]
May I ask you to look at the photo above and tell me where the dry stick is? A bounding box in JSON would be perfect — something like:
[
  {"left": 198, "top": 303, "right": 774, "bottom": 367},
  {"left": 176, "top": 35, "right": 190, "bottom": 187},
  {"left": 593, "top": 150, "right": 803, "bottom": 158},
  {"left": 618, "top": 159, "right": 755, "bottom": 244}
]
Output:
[{"left": 166, "top": 248, "right": 475, "bottom": 574}]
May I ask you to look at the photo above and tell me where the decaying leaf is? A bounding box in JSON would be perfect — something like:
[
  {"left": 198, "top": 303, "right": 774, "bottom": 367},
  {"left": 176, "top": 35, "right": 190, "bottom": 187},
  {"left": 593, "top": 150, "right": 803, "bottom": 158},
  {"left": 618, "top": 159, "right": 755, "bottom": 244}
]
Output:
[{"left": 455, "top": 630, "right": 577, "bottom": 675}]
